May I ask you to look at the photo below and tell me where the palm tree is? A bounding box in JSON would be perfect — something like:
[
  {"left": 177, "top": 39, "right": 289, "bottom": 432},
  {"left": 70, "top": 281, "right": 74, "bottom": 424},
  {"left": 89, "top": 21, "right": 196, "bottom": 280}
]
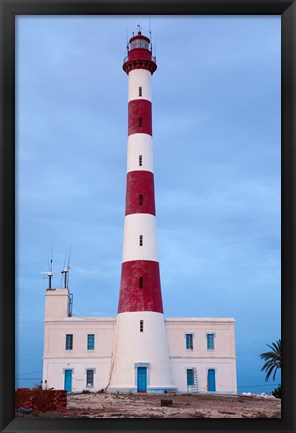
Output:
[{"left": 260, "top": 339, "right": 281, "bottom": 382}]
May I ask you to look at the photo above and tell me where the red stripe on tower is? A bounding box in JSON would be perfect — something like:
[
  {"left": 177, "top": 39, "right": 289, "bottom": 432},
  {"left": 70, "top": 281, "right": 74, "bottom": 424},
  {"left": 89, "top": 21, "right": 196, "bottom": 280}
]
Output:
[
  {"left": 118, "top": 260, "right": 163, "bottom": 313},
  {"left": 128, "top": 100, "right": 152, "bottom": 136},
  {"left": 125, "top": 171, "right": 156, "bottom": 216}
]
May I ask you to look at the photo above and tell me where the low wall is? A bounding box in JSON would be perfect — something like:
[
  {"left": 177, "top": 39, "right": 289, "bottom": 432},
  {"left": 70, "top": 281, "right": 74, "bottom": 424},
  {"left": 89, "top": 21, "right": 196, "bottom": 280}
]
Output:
[{"left": 15, "top": 388, "right": 67, "bottom": 412}]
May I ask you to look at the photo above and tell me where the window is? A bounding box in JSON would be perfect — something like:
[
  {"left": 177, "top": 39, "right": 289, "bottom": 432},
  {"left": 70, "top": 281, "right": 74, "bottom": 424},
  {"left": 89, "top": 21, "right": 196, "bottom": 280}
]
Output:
[
  {"left": 139, "top": 155, "right": 143, "bottom": 166},
  {"left": 187, "top": 369, "right": 194, "bottom": 386},
  {"left": 139, "top": 194, "right": 143, "bottom": 205},
  {"left": 186, "top": 333, "right": 193, "bottom": 350},
  {"left": 140, "top": 320, "right": 144, "bottom": 332},
  {"left": 139, "top": 117, "right": 142, "bottom": 127},
  {"left": 130, "top": 39, "right": 149, "bottom": 50},
  {"left": 87, "top": 334, "right": 95, "bottom": 350},
  {"left": 207, "top": 333, "right": 215, "bottom": 350},
  {"left": 65, "top": 334, "right": 73, "bottom": 350},
  {"left": 139, "top": 235, "right": 143, "bottom": 246},
  {"left": 139, "top": 276, "right": 143, "bottom": 288},
  {"left": 86, "top": 369, "right": 94, "bottom": 387},
  {"left": 139, "top": 86, "right": 142, "bottom": 96}
]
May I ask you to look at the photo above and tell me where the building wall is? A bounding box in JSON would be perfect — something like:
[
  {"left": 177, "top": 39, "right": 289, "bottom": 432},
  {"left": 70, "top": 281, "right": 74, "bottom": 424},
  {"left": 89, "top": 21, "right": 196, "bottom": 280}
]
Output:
[
  {"left": 43, "top": 289, "right": 237, "bottom": 393},
  {"left": 165, "top": 318, "right": 237, "bottom": 394},
  {"left": 43, "top": 357, "right": 112, "bottom": 392},
  {"left": 43, "top": 318, "right": 115, "bottom": 359},
  {"left": 43, "top": 288, "right": 116, "bottom": 392},
  {"left": 43, "top": 315, "right": 115, "bottom": 392}
]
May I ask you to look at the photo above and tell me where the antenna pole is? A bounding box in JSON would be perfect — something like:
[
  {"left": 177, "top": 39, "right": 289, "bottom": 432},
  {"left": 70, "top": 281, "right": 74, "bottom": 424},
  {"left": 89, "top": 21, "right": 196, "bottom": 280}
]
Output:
[{"left": 67, "top": 246, "right": 72, "bottom": 289}]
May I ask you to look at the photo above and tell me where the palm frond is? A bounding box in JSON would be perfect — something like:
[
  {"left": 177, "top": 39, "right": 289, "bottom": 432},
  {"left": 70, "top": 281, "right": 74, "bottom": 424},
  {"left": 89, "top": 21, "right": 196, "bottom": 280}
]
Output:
[{"left": 260, "top": 339, "right": 281, "bottom": 382}]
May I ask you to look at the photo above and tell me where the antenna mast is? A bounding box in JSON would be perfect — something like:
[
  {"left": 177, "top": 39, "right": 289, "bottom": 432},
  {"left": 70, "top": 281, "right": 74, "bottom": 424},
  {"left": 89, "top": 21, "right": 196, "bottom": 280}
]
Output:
[
  {"left": 61, "top": 247, "right": 71, "bottom": 289},
  {"left": 48, "top": 259, "right": 53, "bottom": 289},
  {"left": 41, "top": 247, "right": 55, "bottom": 289}
]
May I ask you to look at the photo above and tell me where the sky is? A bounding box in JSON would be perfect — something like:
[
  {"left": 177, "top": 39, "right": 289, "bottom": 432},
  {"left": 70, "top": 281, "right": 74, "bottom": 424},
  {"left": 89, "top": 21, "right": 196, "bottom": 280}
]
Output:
[{"left": 15, "top": 15, "right": 281, "bottom": 394}]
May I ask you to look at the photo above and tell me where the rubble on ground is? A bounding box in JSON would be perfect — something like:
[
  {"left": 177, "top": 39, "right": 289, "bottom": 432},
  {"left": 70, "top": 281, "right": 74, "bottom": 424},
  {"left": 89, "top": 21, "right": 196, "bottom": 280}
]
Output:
[{"left": 15, "top": 390, "right": 281, "bottom": 418}]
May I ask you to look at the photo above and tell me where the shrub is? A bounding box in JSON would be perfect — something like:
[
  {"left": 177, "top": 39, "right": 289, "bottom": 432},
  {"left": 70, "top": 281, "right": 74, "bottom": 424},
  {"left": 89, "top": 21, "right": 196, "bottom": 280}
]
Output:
[{"left": 272, "top": 384, "right": 281, "bottom": 399}]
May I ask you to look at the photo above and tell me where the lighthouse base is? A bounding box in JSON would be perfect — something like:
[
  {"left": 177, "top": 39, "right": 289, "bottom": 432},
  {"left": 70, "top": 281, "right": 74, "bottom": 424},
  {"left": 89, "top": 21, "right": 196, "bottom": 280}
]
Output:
[{"left": 108, "top": 311, "right": 175, "bottom": 392}]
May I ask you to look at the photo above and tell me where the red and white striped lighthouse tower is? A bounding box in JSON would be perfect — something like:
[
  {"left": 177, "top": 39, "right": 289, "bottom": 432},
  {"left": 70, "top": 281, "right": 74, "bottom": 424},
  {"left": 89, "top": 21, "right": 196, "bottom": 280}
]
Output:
[{"left": 109, "top": 29, "right": 175, "bottom": 393}]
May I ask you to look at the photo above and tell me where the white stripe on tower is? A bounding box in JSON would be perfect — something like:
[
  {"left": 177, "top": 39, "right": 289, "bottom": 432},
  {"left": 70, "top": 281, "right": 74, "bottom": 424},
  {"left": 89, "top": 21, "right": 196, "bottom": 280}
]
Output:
[
  {"left": 109, "top": 30, "right": 175, "bottom": 393},
  {"left": 127, "top": 134, "right": 154, "bottom": 173},
  {"left": 122, "top": 214, "right": 158, "bottom": 262},
  {"left": 128, "top": 69, "right": 152, "bottom": 102}
]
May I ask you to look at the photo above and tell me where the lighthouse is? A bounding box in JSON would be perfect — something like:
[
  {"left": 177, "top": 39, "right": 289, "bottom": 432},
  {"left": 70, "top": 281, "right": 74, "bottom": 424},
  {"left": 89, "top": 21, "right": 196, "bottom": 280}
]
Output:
[
  {"left": 42, "top": 28, "right": 237, "bottom": 397},
  {"left": 108, "top": 29, "right": 175, "bottom": 393}
]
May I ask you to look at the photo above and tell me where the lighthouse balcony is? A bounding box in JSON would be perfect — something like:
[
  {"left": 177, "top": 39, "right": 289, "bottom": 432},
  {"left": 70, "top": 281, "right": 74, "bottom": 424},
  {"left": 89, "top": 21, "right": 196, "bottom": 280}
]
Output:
[{"left": 123, "top": 53, "right": 157, "bottom": 75}]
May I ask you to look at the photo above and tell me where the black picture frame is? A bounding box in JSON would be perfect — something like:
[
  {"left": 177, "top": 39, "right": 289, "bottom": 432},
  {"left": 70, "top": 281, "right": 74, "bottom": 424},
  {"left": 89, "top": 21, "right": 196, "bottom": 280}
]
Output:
[{"left": 0, "top": 1, "right": 295, "bottom": 432}]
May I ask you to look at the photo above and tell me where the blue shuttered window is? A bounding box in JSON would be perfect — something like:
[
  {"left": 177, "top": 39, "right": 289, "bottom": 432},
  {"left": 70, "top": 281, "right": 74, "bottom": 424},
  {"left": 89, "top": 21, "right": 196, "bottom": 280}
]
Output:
[
  {"left": 87, "top": 334, "right": 95, "bottom": 350},
  {"left": 65, "top": 334, "right": 73, "bottom": 350},
  {"left": 207, "top": 333, "right": 214, "bottom": 350},
  {"left": 186, "top": 333, "right": 193, "bottom": 350}
]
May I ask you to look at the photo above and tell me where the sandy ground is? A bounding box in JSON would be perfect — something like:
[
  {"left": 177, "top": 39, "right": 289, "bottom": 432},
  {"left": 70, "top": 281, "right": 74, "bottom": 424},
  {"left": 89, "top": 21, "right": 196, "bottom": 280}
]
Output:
[{"left": 20, "top": 392, "right": 281, "bottom": 419}]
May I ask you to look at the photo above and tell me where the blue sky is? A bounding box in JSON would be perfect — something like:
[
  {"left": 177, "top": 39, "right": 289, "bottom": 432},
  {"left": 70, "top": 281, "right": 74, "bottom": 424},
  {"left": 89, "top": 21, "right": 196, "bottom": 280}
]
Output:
[{"left": 16, "top": 15, "right": 281, "bottom": 394}]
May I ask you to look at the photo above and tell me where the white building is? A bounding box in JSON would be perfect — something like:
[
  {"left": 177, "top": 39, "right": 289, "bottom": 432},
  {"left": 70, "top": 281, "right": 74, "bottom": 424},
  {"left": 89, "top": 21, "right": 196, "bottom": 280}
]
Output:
[
  {"left": 42, "top": 30, "right": 237, "bottom": 395},
  {"left": 42, "top": 288, "right": 237, "bottom": 394}
]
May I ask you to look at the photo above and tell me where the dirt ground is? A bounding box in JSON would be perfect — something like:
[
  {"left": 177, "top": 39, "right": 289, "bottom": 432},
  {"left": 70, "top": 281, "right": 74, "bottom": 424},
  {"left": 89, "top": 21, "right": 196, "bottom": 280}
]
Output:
[{"left": 18, "top": 392, "right": 281, "bottom": 419}]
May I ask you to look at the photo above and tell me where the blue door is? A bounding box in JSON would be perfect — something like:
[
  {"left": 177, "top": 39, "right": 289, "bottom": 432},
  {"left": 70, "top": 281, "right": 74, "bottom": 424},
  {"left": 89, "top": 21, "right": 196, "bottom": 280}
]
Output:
[
  {"left": 208, "top": 369, "right": 216, "bottom": 392},
  {"left": 137, "top": 367, "right": 147, "bottom": 392},
  {"left": 64, "top": 369, "right": 72, "bottom": 392}
]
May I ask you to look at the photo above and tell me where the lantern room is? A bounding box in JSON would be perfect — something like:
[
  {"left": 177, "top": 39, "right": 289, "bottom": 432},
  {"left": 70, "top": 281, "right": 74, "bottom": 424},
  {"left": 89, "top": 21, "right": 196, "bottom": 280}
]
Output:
[{"left": 123, "top": 31, "right": 157, "bottom": 75}]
